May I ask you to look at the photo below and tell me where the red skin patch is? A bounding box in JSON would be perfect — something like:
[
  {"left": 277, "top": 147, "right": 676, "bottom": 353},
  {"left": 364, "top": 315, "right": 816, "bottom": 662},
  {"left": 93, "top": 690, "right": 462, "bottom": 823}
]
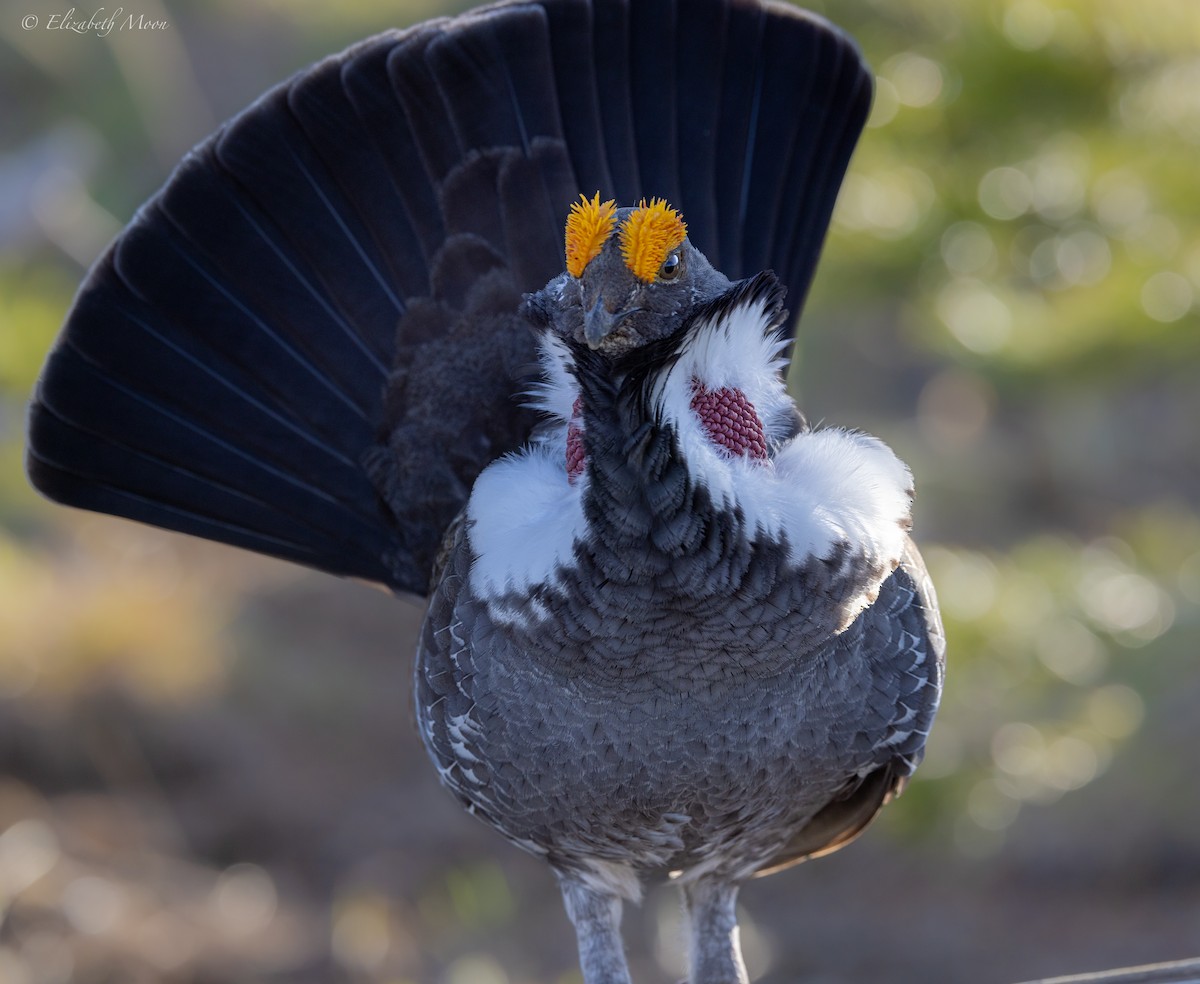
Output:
[
  {"left": 690, "top": 381, "right": 768, "bottom": 460},
  {"left": 566, "top": 398, "right": 586, "bottom": 483},
  {"left": 565, "top": 385, "right": 767, "bottom": 480}
]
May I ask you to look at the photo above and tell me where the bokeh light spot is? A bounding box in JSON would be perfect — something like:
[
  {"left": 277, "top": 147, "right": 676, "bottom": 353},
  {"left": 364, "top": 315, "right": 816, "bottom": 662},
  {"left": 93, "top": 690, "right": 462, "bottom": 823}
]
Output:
[
  {"left": 937, "top": 278, "right": 1013, "bottom": 353},
  {"left": 991, "top": 722, "right": 1045, "bottom": 778},
  {"left": 883, "top": 52, "right": 944, "bottom": 108},
  {"left": 941, "top": 221, "right": 997, "bottom": 276},
  {"left": 1003, "top": 0, "right": 1055, "bottom": 51},
  {"left": 1033, "top": 618, "right": 1106, "bottom": 685},
  {"left": 446, "top": 956, "right": 509, "bottom": 984},
  {"left": 60, "top": 876, "right": 125, "bottom": 936},
  {"left": 868, "top": 76, "right": 900, "bottom": 128},
  {"left": 917, "top": 369, "right": 995, "bottom": 450},
  {"left": 979, "top": 166, "right": 1032, "bottom": 220},
  {"left": 1141, "top": 271, "right": 1194, "bottom": 322},
  {"left": 1086, "top": 685, "right": 1145, "bottom": 740},
  {"left": 0, "top": 819, "right": 60, "bottom": 897},
  {"left": 332, "top": 889, "right": 391, "bottom": 972},
  {"left": 212, "top": 863, "right": 278, "bottom": 938}
]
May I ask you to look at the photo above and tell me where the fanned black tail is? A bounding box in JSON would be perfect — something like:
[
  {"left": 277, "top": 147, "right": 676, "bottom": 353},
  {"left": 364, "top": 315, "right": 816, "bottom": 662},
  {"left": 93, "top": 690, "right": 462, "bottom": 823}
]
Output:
[{"left": 26, "top": 0, "right": 872, "bottom": 595}]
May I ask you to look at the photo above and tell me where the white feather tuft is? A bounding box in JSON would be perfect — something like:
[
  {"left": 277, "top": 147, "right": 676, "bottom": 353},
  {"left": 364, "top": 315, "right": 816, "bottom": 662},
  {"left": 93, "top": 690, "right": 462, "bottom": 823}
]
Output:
[
  {"left": 655, "top": 293, "right": 913, "bottom": 577},
  {"left": 466, "top": 442, "right": 585, "bottom": 597},
  {"left": 653, "top": 293, "right": 795, "bottom": 444},
  {"left": 770, "top": 429, "right": 913, "bottom": 567},
  {"left": 526, "top": 332, "right": 578, "bottom": 422}
]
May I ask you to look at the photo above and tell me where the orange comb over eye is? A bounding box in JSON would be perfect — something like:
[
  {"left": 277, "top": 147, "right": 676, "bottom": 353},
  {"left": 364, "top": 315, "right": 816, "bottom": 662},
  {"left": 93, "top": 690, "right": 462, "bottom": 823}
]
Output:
[
  {"left": 565, "top": 192, "right": 618, "bottom": 277},
  {"left": 618, "top": 198, "right": 687, "bottom": 283}
]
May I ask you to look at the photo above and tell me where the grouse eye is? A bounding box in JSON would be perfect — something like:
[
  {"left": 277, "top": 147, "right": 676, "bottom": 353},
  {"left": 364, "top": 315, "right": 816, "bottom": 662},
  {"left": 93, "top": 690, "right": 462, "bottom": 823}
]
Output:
[{"left": 658, "top": 252, "right": 682, "bottom": 280}]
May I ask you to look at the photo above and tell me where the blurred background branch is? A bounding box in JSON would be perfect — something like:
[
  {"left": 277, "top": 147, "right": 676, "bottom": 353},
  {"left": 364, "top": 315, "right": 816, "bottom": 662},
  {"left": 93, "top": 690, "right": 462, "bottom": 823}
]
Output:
[{"left": 1, "top": 1, "right": 1198, "bottom": 981}]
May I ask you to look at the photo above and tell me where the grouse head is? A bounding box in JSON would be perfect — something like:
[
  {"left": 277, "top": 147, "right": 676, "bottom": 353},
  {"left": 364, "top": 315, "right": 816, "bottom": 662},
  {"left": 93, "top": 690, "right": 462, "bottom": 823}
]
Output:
[{"left": 527, "top": 194, "right": 733, "bottom": 356}]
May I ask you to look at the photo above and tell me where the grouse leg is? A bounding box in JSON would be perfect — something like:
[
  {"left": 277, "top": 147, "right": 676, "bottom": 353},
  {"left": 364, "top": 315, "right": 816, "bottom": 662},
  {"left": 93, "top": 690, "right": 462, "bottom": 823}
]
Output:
[
  {"left": 558, "top": 876, "right": 633, "bottom": 984},
  {"left": 681, "top": 878, "right": 749, "bottom": 984}
]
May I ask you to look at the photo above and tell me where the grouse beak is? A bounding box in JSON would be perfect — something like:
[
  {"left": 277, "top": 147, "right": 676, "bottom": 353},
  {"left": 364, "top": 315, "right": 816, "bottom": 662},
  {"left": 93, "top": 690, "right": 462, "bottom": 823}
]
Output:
[
  {"left": 584, "top": 297, "right": 617, "bottom": 349},
  {"left": 584, "top": 296, "right": 638, "bottom": 349}
]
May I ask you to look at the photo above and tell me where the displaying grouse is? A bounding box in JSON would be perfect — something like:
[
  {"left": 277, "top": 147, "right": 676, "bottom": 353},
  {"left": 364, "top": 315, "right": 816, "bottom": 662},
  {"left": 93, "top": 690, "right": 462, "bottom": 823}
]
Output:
[{"left": 25, "top": 1, "right": 944, "bottom": 982}]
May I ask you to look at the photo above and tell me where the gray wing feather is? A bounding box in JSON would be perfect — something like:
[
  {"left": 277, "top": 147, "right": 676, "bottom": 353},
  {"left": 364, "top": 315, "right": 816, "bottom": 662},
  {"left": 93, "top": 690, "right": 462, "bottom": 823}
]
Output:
[{"left": 756, "top": 539, "right": 944, "bottom": 875}]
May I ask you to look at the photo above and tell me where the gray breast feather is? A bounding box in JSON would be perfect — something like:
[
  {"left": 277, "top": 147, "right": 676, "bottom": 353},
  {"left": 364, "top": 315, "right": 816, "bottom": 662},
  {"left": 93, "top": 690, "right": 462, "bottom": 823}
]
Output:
[{"left": 416, "top": 513, "right": 944, "bottom": 879}]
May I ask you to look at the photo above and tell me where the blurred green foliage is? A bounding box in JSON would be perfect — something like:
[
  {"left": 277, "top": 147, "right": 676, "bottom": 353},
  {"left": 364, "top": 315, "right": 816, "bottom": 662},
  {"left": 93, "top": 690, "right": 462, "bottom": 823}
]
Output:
[{"left": 1, "top": 0, "right": 1199, "bottom": 981}]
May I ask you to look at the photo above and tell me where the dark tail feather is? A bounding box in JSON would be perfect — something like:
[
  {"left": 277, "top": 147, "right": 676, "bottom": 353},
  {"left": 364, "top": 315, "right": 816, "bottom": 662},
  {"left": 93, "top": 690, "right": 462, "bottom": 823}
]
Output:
[
  {"left": 672, "top": 0, "right": 731, "bottom": 259},
  {"left": 709, "top": 2, "right": 872, "bottom": 301},
  {"left": 778, "top": 34, "right": 874, "bottom": 308},
  {"left": 538, "top": 0, "right": 614, "bottom": 200},
  {"left": 289, "top": 35, "right": 439, "bottom": 302},
  {"left": 589, "top": 0, "right": 643, "bottom": 205},
  {"left": 27, "top": 0, "right": 872, "bottom": 593},
  {"left": 27, "top": 266, "right": 397, "bottom": 582},
  {"left": 628, "top": 0, "right": 681, "bottom": 207}
]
